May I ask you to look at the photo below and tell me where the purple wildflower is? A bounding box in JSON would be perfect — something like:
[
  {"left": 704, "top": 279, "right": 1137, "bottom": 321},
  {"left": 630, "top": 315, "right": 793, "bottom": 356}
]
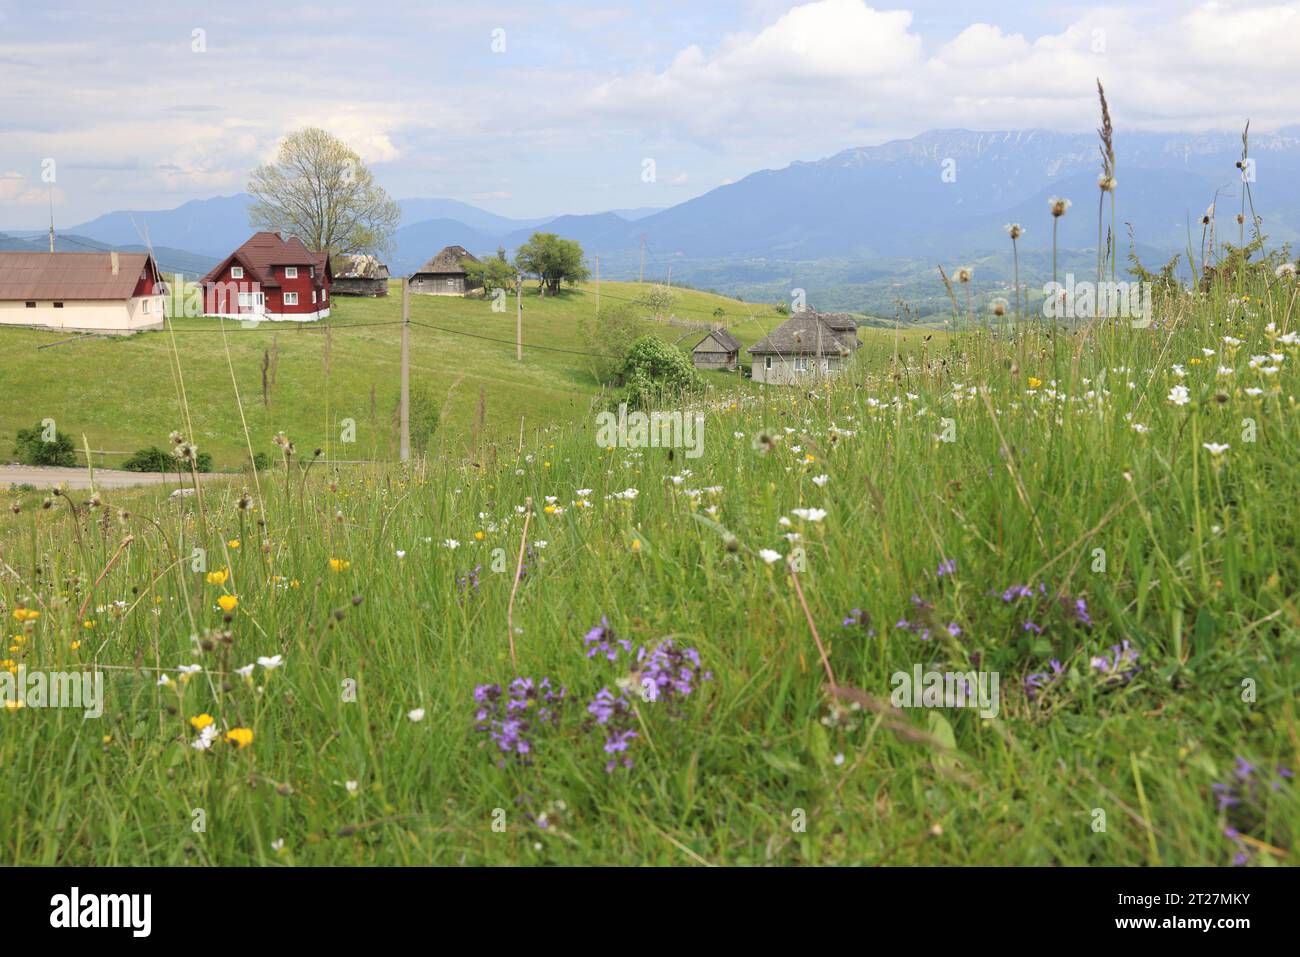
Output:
[
  {"left": 473, "top": 676, "right": 566, "bottom": 766},
  {"left": 637, "top": 638, "right": 712, "bottom": 706},
  {"left": 1024, "top": 659, "right": 1064, "bottom": 702},
  {"left": 456, "top": 564, "right": 482, "bottom": 600},
  {"left": 936, "top": 558, "right": 957, "bottom": 578},
  {"left": 583, "top": 616, "right": 632, "bottom": 662},
  {"left": 1089, "top": 640, "right": 1140, "bottom": 684},
  {"left": 585, "top": 687, "right": 638, "bottom": 772}
]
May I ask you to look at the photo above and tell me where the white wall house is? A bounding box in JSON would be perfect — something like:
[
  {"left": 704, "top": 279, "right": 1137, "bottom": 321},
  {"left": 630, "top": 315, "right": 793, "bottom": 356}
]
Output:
[{"left": 0, "top": 251, "right": 167, "bottom": 333}]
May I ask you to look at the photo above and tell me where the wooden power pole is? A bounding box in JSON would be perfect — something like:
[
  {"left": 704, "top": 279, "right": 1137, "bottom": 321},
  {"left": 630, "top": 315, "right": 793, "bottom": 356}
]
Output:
[
  {"left": 400, "top": 278, "right": 410, "bottom": 461},
  {"left": 515, "top": 274, "right": 523, "bottom": 361},
  {"left": 595, "top": 255, "right": 600, "bottom": 314}
]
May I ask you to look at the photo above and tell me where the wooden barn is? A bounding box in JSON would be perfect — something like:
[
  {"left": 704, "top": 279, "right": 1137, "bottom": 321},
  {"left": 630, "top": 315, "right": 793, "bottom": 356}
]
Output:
[
  {"left": 691, "top": 328, "right": 742, "bottom": 370},
  {"left": 332, "top": 254, "right": 390, "bottom": 297},
  {"left": 409, "top": 245, "right": 481, "bottom": 296}
]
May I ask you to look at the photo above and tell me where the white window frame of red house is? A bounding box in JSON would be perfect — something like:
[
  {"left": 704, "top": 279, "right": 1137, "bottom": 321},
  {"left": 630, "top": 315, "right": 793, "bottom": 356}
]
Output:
[
  {"left": 794, "top": 357, "right": 809, "bottom": 372},
  {"left": 285, "top": 266, "right": 298, "bottom": 279},
  {"left": 284, "top": 292, "right": 299, "bottom": 306},
  {"left": 231, "top": 266, "right": 244, "bottom": 279},
  {"left": 764, "top": 356, "right": 772, "bottom": 370},
  {"left": 237, "top": 291, "right": 264, "bottom": 310},
  {"left": 322, "top": 289, "right": 327, "bottom": 301},
  {"left": 312, "top": 290, "right": 317, "bottom": 304}
]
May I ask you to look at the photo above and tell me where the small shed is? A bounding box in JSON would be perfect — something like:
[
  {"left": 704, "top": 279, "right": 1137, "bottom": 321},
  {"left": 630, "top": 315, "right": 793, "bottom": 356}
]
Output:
[
  {"left": 691, "top": 328, "right": 742, "bottom": 370},
  {"left": 332, "top": 254, "right": 390, "bottom": 297},
  {"left": 410, "top": 245, "right": 482, "bottom": 296}
]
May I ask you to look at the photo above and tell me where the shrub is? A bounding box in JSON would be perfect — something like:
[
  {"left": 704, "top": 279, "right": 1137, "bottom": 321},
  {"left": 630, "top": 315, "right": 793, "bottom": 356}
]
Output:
[
  {"left": 13, "top": 423, "right": 76, "bottom": 467},
  {"left": 617, "top": 336, "right": 705, "bottom": 410},
  {"left": 121, "top": 447, "right": 173, "bottom": 473},
  {"left": 123, "top": 446, "right": 213, "bottom": 472}
]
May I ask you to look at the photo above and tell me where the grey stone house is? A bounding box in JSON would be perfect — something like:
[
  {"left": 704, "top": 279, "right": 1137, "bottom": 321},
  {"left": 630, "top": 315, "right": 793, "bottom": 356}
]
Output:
[
  {"left": 331, "top": 254, "right": 390, "bottom": 297},
  {"left": 410, "top": 245, "right": 482, "bottom": 296},
  {"left": 748, "top": 312, "right": 860, "bottom": 385},
  {"left": 691, "top": 328, "right": 742, "bottom": 370}
]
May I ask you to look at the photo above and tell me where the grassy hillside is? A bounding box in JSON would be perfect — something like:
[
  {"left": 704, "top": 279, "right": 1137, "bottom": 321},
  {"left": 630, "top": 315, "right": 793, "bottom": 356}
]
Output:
[
  {"left": 0, "top": 281, "right": 943, "bottom": 471},
  {"left": 0, "top": 264, "right": 1295, "bottom": 865}
]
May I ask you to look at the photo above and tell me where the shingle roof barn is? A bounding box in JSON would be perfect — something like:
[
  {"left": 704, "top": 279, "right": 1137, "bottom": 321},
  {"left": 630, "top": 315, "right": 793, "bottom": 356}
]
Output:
[
  {"left": 697, "top": 328, "right": 742, "bottom": 352},
  {"left": 0, "top": 251, "right": 160, "bottom": 300},
  {"left": 414, "top": 245, "right": 479, "bottom": 276},
  {"left": 748, "top": 312, "right": 860, "bottom": 356},
  {"left": 201, "top": 232, "right": 331, "bottom": 287}
]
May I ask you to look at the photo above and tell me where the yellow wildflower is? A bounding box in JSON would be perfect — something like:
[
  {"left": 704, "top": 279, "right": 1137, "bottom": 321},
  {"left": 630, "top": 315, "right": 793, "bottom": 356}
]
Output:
[
  {"left": 206, "top": 569, "right": 228, "bottom": 586},
  {"left": 228, "top": 539, "right": 241, "bottom": 549},
  {"left": 190, "top": 713, "right": 214, "bottom": 731},
  {"left": 328, "top": 559, "right": 351, "bottom": 572},
  {"left": 217, "top": 595, "right": 238, "bottom": 613},
  {"left": 225, "top": 727, "right": 254, "bottom": 749},
  {"left": 1027, "top": 376, "right": 1042, "bottom": 389}
]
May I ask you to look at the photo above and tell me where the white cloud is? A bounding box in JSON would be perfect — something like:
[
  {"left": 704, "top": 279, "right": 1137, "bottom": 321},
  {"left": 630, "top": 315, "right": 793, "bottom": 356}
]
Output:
[
  {"left": 585, "top": 0, "right": 1300, "bottom": 144},
  {"left": 0, "top": 171, "right": 61, "bottom": 206}
]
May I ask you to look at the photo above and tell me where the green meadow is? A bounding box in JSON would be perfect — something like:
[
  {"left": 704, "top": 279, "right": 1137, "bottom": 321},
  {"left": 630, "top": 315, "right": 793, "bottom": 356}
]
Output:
[
  {"left": 1, "top": 281, "right": 909, "bottom": 469},
  {"left": 0, "top": 264, "right": 1295, "bottom": 865}
]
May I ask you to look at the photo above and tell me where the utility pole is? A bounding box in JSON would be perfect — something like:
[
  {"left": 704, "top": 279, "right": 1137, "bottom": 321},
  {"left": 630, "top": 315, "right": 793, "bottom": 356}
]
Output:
[
  {"left": 667, "top": 264, "right": 672, "bottom": 290},
  {"left": 400, "top": 278, "right": 410, "bottom": 461},
  {"left": 639, "top": 235, "right": 646, "bottom": 284},
  {"left": 815, "top": 316, "right": 823, "bottom": 380},
  {"left": 515, "top": 274, "right": 523, "bottom": 361},
  {"left": 595, "top": 255, "right": 600, "bottom": 314},
  {"left": 47, "top": 187, "right": 55, "bottom": 253}
]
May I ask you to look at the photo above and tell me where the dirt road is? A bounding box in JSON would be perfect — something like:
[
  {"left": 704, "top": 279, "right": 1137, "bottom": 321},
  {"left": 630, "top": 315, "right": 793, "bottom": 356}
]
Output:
[{"left": 1, "top": 465, "right": 184, "bottom": 490}]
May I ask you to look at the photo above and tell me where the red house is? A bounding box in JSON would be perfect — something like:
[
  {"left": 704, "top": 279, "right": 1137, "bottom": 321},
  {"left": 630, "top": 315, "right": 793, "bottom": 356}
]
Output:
[{"left": 201, "top": 232, "right": 332, "bottom": 321}]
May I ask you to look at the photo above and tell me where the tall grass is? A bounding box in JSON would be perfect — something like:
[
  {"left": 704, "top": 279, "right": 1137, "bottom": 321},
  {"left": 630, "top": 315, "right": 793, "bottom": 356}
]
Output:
[{"left": 1, "top": 257, "right": 1296, "bottom": 864}]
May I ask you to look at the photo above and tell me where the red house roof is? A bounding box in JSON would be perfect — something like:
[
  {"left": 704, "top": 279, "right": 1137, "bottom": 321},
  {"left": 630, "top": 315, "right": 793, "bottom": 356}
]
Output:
[
  {"left": 0, "top": 251, "right": 160, "bottom": 301},
  {"left": 202, "top": 232, "right": 331, "bottom": 287}
]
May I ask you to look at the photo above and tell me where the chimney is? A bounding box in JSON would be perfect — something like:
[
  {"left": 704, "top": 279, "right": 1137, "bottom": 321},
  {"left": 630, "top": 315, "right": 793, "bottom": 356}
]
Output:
[{"left": 110, "top": 251, "right": 119, "bottom": 275}]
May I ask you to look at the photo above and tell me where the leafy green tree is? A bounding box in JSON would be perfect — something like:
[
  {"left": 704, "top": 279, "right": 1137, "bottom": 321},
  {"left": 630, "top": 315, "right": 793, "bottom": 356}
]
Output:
[
  {"left": 578, "top": 303, "right": 645, "bottom": 385},
  {"left": 617, "top": 336, "right": 705, "bottom": 409},
  {"left": 248, "top": 127, "right": 401, "bottom": 255},
  {"left": 513, "top": 232, "right": 590, "bottom": 296},
  {"left": 464, "top": 253, "right": 517, "bottom": 296},
  {"left": 13, "top": 423, "right": 76, "bottom": 467},
  {"left": 636, "top": 283, "right": 677, "bottom": 320}
]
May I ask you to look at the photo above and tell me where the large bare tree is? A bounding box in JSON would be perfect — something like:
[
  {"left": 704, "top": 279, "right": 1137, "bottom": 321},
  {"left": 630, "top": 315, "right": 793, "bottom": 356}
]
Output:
[{"left": 247, "top": 128, "right": 400, "bottom": 255}]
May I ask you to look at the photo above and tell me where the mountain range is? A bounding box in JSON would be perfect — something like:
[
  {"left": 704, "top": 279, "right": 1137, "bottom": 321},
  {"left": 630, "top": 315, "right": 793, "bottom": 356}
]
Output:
[{"left": 7, "top": 126, "right": 1298, "bottom": 313}]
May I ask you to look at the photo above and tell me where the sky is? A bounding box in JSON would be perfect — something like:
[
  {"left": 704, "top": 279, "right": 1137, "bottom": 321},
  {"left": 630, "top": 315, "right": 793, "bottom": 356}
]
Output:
[{"left": 2, "top": 0, "right": 1300, "bottom": 229}]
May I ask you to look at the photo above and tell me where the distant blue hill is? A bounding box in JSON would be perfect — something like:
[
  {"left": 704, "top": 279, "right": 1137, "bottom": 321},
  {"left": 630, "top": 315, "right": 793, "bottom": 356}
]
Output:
[
  {"left": 34, "top": 125, "right": 1300, "bottom": 308},
  {"left": 0, "top": 231, "right": 217, "bottom": 279}
]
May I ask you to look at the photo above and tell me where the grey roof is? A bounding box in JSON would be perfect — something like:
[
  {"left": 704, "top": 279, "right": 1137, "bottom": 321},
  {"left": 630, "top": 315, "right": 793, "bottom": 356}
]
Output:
[
  {"left": 693, "top": 328, "right": 742, "bottom": 353},
  {"left": 412, "top": 245, "right": 479, "bottom": 276},
  {"left": 748, "top": 312, "right": 860, "bottom": 356}
]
